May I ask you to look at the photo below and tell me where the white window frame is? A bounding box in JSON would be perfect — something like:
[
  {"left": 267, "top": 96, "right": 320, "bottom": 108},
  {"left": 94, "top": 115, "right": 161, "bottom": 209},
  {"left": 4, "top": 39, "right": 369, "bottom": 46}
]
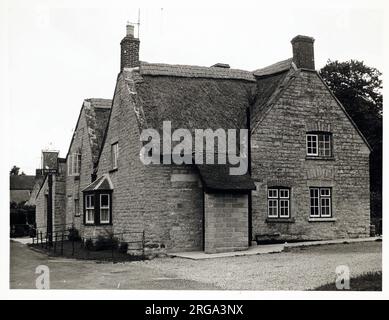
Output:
[
  {"left": 318, "top": 134, "right": 332, "bottom": 157},
  {"left": 267, "top": 187, "right": 290, "bottom": 218},
  {"left": 68, "top": 153, "right": 81, "bottom": 176},
  {"left": 111, "top": 143, "right": 119, "bottom": 169},
  {"left": 306, "top": 133, "right": 332, "bottom": 157},
  {"left": 306, "top": 134, "right": 318, "bottom": 156},
  {"left": 85, "top": 194, "right": 95, "bottom": 224},
  {"left": 100, "top": 194, "right": 110, "bottom": 224},
  {"left": 310, "top": 187, "right": 332, "bottom": 218}
]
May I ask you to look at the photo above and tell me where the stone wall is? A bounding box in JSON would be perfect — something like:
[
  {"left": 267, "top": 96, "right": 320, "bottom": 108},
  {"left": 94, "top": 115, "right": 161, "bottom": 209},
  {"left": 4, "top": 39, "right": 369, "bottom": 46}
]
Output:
[
  {"left": 35, "top": 162, "right": 66, "bottom": 235},
  {"left": 251, "top": 70, "right": 370, "bottom": 242},
  {"left": 64, "top": 105, "right": 95, "bottom": 235},
  {"left": 204, "top": 193, "right": 248, "bottom": 253},
  {"left": 96, "top": 73, "right": 204, "bottom": 254}
]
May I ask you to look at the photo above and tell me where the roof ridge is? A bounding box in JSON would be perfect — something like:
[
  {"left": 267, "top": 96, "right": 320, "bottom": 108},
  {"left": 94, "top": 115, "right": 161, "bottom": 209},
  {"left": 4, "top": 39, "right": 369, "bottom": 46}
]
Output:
[
  {"left": 253, "top": 58, "right": 293, "bottom": 77},
  {"left": 139, "top": 61, "right": 256, "bottom": 82}
]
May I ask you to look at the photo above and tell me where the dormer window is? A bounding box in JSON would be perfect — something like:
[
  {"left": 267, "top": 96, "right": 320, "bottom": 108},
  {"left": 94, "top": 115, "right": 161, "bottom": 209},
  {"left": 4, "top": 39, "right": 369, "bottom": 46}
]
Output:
[
  {"left": 68, "top": 153, "right": 81, "bottom": 176},
  {"left": 306, "top": 132, "right": 332, "bottom": 157}
]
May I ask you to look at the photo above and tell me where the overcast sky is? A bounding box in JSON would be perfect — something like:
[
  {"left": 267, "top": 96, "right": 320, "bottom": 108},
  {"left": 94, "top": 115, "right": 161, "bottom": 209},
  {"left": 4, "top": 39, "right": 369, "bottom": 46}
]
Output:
[{"left": 4, "top": 0, "right": 385, "bottom": 174}]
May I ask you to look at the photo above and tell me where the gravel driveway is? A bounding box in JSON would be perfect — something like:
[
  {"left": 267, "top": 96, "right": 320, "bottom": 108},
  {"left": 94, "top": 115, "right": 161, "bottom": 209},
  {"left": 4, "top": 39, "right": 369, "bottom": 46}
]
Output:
[
  {"left": 10, "top": 240, "right": 381, "bottom": 290},
  {"left": 137, "top": 241, "right": 382, "bottom": 290}
]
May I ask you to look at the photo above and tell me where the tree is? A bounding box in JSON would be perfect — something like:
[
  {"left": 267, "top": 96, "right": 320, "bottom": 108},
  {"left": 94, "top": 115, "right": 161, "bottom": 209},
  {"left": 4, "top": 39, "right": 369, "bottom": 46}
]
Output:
[
  {"left": 10, "top": 166, "right": 20, "bottom": 175},
  {"left": 319, "top": 60, "right": 382, "bottom": 231}
]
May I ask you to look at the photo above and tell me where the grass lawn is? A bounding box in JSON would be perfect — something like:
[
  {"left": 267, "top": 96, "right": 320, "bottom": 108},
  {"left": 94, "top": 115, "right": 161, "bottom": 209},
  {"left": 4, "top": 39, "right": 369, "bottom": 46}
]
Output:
[{"left": 314, "top": 271, "right": 382, "bottom": 291}]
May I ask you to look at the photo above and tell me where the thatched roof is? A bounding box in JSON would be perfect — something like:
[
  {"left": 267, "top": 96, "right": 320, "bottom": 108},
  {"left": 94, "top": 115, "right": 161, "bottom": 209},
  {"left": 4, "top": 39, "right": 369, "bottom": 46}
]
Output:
[
  {"left": 140, "top": 62, "right": 256, "bottom": 81},
  {"left": 113, "top": 60, "right": 297, "bottom": 190}
]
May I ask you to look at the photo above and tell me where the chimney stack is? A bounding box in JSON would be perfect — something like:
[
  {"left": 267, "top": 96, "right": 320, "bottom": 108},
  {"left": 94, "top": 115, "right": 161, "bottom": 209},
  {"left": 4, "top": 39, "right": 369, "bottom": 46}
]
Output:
[
  {"left": 291, "top": 35, "right": 315, "bottom": 70},
  {"left": 120, "top": 23, "right": 140, "bottom": 71}
]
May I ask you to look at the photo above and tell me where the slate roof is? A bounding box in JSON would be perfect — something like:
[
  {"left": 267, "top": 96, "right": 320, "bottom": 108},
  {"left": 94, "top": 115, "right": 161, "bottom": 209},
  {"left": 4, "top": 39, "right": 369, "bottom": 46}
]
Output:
[
  {"left": 67, "top": 98, "right": 111, "bottom": 165},
  {"left": 197, "top": 164, "right": 256, "bottom": 192},
  {"left": 82, "top": 174, "right": 113, "bottom": 192},
  {"left": 10, "top": 175, "right": 36, "bottom": 190}
]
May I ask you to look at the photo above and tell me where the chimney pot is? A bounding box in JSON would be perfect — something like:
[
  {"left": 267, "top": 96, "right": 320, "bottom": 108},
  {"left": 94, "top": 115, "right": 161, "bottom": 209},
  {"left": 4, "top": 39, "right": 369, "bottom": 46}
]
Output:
[
  {"left": 120, "top": 24, "right": 140, "bottom": 71},
  {"left": 126, "top": 24, "right": 135, "bottom": 37},
  {"left": 291, "top": 35, "right": 315, "bottom": 70}
]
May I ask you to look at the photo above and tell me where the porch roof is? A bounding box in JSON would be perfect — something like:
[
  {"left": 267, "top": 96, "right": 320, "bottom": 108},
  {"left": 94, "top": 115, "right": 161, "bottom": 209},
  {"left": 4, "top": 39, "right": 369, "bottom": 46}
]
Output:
[
  {"left": 82, "top": 174, "right": 113, "bottom": 192},
  {"left": 197, "top": 164, "right": 256, "bottom": 193}
]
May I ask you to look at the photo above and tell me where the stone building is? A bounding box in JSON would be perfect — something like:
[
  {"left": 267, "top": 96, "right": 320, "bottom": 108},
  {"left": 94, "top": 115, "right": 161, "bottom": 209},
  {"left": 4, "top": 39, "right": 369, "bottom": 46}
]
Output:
[
  {"left": 10, "top": 175, "right": 36, "bottom": 205},
  {"left": 35, "top": 99, "right": 111, "bottom": 236},
  {"left": 35, "top": 151, "right": 66, "bottom": 234},
  {"left": 35, "top": 26, "right": 371, "bottom": 255}
]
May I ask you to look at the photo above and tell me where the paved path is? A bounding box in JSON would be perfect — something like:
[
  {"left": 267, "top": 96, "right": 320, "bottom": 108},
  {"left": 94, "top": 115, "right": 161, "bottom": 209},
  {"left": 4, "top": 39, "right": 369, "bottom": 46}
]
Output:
[{"left": 10, "top": 240, "right": 381, "bottom": 290}]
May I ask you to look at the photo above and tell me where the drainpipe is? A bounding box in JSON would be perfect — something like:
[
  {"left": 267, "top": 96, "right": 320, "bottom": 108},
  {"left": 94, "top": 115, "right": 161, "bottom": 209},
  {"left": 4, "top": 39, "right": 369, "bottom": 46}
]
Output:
[
  {"left": 47, "top": 173, "right": 53, "bottom": 245},
  {"left": 247, "top": 107, "right": 253, "bottom": 246}
]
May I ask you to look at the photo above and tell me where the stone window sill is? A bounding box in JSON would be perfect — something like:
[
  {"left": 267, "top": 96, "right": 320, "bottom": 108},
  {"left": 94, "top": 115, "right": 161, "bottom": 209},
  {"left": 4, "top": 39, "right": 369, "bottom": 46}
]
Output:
[
  {"left": 308, "top": 217, "right": 337, "bottom": 222},
  {"left": 305, "top": 156, "right": 335, "bottom": 161},
  {"left": 266, "top": 217, "right": 295, "bottom": 223}
]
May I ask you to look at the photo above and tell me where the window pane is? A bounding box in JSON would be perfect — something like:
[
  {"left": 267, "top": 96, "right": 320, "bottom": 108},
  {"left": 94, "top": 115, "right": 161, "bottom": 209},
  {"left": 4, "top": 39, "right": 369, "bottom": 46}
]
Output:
[
  {"left": 86, "top": 195, "right": 94, "bottom": 208},
  {"left": 268, "top": 200, "right": 278, "bottom": 217},
  {"left": 76, "top": 154, "right": 81, "bottom": 174},
  {"left": 321, "top": 188, "right": 331, "bottom": 197},
  {"left": 310, "top": 188, "right": 320, "bottom": 217},
  {"left": 318, "top": 134, "right": 332, "bottom": 157},
  {"left": 86, "top": 209, "right": 94, "bottom": 223},
  {"left": 268, "top": 189, "right": 278, "bottom": 198},
  {"left": 307, "top": 135, "right": 318, "bottom": 155},
  {"left": 321, "top": 198, "right": 331, "bottom": 217},
  {"left": 280, "top": 189, "right": 289, "bottom": 198},
  {"left": 280, "top": 200, "right": 289, "bottom": 217},
  {"left": 100, "top": 209, "right": 109, "bottom": 222},
  {"left": 101, "top": 194, "right": 109, "bottom": 208}
]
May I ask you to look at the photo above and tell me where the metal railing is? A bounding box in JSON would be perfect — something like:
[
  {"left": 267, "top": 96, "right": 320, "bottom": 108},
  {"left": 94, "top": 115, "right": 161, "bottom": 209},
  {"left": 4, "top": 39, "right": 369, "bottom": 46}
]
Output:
[{"left": 31, "top": 228, "right": 145, "bottom": 261}]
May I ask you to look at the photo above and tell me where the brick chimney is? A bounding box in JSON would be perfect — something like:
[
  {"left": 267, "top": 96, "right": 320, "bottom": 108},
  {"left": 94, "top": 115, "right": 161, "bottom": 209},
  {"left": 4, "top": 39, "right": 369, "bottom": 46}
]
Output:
[
  {"left": 291, "top": 35, "right": 315, "bottom": 70},
  {"left": 120, "top": 23, "right": 140, "bottom": 71}
]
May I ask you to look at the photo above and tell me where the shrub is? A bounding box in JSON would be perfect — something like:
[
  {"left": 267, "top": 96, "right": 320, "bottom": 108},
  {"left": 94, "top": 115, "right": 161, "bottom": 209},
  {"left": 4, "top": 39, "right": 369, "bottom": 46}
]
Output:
[
  {"left": 67, "top": 227, "right": 81, "bottom": 241},
  {"left": 94, "top": 235, "right": 119, "bottom": 251},
  {"left": 85, "top": 238, "right": 94, "bottom": 250},
  {"left": 118, "top": 242, "right": 128, "bottom": 254}
]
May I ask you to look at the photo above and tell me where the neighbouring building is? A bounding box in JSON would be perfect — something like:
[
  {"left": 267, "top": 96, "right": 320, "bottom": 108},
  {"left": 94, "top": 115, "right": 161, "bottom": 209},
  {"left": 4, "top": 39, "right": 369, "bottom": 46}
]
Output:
[
  {"left": 10, "top": 175, "right": 36, "bottom": 205},
  {"left": 35, "top": 25, "right": 371, "bottom": 255},
  {"left": 64, "top": 98, "right": 111, "bottom": 237},
  {"left": 35, "top": 151, "right": 66, "bottom": 234},
  {"left": 26, "top": 169, "right": 44, "bottom": 207},
  {"left": 34, "top": 99, "right": 111, "bottom": 236}
]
